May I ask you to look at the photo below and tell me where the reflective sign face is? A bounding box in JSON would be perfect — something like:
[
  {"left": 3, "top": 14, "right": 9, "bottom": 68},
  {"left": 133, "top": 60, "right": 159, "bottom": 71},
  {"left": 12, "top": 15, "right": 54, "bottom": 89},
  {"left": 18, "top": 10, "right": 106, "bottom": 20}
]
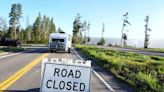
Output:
[{"left": 41, "top": 63, "right": 91, "bottom": 92}]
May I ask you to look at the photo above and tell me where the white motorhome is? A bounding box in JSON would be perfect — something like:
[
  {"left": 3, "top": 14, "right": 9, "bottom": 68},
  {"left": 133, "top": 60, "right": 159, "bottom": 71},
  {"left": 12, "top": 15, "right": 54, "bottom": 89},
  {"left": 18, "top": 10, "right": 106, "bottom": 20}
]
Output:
[{"left": 48, "top": 33, "right": 72, "bottom": 53}]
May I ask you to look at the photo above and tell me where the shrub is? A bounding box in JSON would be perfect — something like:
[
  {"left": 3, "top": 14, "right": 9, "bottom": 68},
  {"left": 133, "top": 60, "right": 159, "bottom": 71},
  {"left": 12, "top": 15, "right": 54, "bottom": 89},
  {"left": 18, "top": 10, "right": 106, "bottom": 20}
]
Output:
[
  {"left": 97, "top": 37, "right": 105, "bottom": 45},
  {"left": 108, "top": 43, "right": 113, "bottom": 46},
  {"left": 135, "top": 72, "right": 158, "bottom": 91}
]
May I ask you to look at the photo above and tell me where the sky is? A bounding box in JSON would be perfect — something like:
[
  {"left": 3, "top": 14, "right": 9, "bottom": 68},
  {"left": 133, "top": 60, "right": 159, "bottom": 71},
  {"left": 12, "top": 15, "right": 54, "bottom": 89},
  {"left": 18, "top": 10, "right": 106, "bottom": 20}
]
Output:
[{"left": 0, "top": 0, "right": 164, "bottom": 39}]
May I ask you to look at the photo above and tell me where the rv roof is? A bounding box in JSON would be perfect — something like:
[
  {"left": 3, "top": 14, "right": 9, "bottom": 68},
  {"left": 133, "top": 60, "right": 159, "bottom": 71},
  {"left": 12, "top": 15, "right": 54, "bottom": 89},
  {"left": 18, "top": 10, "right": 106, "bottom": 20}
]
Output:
[{"left": 50, "top": 33, "right": 68, "bottom": 38}]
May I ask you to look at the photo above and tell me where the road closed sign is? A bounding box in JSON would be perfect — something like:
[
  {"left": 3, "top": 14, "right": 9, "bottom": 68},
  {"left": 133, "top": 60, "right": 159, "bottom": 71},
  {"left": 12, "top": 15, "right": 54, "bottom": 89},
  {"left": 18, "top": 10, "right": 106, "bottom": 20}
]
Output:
[{"left": 40, "top": 58, "right": 91, "bottom": 92}]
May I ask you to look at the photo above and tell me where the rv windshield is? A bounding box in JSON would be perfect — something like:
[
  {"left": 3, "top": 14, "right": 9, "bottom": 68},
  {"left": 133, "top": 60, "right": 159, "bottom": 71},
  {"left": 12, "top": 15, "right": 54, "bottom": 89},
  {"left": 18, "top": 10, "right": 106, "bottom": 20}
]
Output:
[
  {"left": 59, "top": 39, "right": 64, "bottom": 42},
  {"left": 52, "top": 39, "right": 58, "bottom": 42},
  {"left": 52, "top": 39, "right": 64, "bottom": 42}
]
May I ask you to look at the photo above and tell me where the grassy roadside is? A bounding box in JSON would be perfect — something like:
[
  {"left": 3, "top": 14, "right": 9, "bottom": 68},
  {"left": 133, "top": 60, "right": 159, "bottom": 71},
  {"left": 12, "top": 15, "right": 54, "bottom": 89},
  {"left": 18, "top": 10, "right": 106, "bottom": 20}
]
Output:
[
  {"left": 75, "top": 45, "right": 164, "bottom": 92},
  {"left": 138, "top": 48, "right": 164, "bottom": 53},
  {"left": 114, "top": 46, "right": 164, "bottom": 53}
]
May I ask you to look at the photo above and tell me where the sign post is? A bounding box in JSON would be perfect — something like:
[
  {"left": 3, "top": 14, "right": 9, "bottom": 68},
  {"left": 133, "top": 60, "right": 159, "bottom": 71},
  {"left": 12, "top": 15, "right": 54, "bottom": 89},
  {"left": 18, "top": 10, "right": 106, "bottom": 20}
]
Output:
[{"left": 40, "top": 58, "right": 91, "bottom": 92}]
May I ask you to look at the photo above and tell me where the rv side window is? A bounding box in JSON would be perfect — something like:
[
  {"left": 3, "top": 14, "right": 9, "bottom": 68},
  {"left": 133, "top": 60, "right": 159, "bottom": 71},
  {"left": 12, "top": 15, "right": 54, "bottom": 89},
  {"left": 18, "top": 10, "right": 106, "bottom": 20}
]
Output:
[
  {"left": 59, "top": 39, "right": 64, "bottom": 42},
  {"left": 52, "top": 39, "right": 58, "bottom": 42}
]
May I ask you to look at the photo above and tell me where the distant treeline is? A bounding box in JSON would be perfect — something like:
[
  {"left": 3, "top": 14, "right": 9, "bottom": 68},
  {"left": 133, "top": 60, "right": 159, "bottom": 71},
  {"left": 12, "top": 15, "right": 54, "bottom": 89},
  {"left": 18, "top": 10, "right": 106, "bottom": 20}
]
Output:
[
  {"left": 0, "top": 3, "right": 56, "bottom": 44},
  {"left": 0, "top": 3, "right": 91, "bottom": 44}
]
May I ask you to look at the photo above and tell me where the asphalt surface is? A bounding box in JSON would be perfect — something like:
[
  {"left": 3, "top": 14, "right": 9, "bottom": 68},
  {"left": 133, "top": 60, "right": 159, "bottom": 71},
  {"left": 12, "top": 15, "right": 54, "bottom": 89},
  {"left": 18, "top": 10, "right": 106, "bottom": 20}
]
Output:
[{"left": 0, "top": 47, "right": 135, "bottom": 92}]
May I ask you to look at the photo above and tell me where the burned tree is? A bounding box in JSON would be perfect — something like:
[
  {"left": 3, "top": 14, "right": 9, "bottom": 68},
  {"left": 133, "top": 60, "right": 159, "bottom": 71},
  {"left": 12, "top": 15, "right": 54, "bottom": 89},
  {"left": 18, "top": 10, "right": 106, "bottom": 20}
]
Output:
[
  {"left": 97, "top": 23, "right": 105, "bottom": 45},
  {"left": 144, "top": 16, "right": 152, "bottom": 48},
  {"left": 84, "top": 22, "right": 90, "bottom": 44},
  {"left": 121, "top": 12, "right": 131, "bottom": 47}
]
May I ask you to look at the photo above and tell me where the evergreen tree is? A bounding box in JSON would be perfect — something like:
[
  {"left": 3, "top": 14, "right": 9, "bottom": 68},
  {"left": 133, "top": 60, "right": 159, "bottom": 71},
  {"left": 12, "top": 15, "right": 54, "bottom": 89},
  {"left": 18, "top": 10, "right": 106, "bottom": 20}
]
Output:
[
  {"left": 9, "top": 3, "right": 22, "bottom": 39},
  {"left": 72, "top": 14, "right": 82, "bottom": 44},
  {"left": 31, "top": 14, "right": 56, "bottom": 44},
  {"left": 0, "top": 17, "right": 7, "bottom": 36},
  {"left": 31, "top": 29, "right": 35, "bottom": 43},
  {"left": 23, "top": 29, "right": 28, "bottom": 43},
  {"left": 25, "top": 25, "right": 32, "bottom": 42},
  {"left": 72, "top": 13, "right": 88, "bottom": 44},
  {"left": 40, "top": 15, "right": 52, "bottom": 43},
  {"left": 49, "top": 18, "right": 56, "bottom": 33},
  {"left": 7, "top": 27, "right": 13, "bottom": 38},
  {"left": 3, "top": 19, "right": 8, "bottom": 35},
  {"left": 45, "top": 17, "right": 50, "bottom": 39},
  {"left": 33, "top": 13, "right": 42, "bottom": 43},
  {"left": 41, "top": 15, "right": 46, "bottom": 41},
  {"left": 20, "top": 29, "right": 24, "bottom": 43},
  {"left": 0, "top": 17, "right": 4, "bottom": 31},
  {"left": 25, "top": 15, "right": 32, "bottom": 42},
  {"left": 58, "top": 27, "right": 65, "bottom": 33}
]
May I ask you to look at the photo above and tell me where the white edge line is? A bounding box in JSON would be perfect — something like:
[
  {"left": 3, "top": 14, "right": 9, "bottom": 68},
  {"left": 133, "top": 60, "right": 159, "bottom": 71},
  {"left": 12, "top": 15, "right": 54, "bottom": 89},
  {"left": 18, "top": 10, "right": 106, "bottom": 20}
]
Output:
[
  {"left": 0, "top": 49, "right": 34, "bottom": 59},
  {"left": 72, "top": 47, "right": 115, "bottom": 92}
]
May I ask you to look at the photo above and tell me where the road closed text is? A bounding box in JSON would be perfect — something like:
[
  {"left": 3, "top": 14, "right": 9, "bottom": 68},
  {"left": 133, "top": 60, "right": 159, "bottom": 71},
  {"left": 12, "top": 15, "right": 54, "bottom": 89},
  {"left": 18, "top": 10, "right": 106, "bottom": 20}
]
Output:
[
  {"left": 46, "top": 68, "right": 85, "bottom": 91},
  {"left": 41, "top": 63, "right": 91, "bottom": 92}
]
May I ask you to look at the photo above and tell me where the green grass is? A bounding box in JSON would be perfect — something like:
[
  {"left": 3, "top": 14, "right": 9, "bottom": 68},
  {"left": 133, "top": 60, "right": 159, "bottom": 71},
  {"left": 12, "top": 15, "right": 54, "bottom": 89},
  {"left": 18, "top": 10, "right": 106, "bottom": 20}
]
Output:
[
  {"left": 75, "top": 45, "right": 164, "bottom": 92},
  {"left": 0, "top": 50, "right": 5, "bottom": 54},
  {"left": 0, "top": 47, "right": 26, "bottom": 53},
  {"left": 108, "top": 44, "right": 164, "bottom": 52},
  {"left": 119, "top": 46, "right": 164, "bottom": 53},
  {"left": 139, "top": 48, "right": 164, "bottom": 52},
  {"left": 150, "top": 56, "right": 164, "bottom": 64}
]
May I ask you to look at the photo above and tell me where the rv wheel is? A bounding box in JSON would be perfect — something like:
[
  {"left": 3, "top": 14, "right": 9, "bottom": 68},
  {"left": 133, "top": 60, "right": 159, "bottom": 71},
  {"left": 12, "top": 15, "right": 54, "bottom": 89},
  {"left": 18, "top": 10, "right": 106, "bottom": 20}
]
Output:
[
  {"left": 49, "top": 50, "right": 53, "bottom": 53},
  {"left": 68, "top": 48, "right": 71, "bottom": 53}
]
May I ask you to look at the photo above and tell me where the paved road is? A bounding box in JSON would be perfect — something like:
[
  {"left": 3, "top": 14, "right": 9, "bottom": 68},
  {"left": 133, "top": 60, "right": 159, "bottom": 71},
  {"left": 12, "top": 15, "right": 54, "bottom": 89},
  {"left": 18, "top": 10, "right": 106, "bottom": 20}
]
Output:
[
  {"left": 0, "top": 47, "right": 135, "bottom": 92},
  {"left": 95, "top": 46, "right": 164, "bottom": 57}
]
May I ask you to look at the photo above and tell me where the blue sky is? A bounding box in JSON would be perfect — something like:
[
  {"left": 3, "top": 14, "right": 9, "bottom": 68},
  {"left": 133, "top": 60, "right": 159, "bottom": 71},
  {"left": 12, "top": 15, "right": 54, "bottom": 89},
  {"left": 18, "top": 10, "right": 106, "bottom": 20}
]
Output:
[{"left": 0, "top": 0, "right": 164, "bottom": 39}]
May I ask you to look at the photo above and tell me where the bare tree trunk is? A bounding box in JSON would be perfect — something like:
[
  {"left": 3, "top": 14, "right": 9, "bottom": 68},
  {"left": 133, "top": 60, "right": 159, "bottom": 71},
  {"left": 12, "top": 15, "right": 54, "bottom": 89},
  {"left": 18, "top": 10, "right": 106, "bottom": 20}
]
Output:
[
  {"left": 144, "top": 31, "right": 148, "bottom": 48},
  {"left": 121, "top": 24, "right": 124, "bottom": 47}
]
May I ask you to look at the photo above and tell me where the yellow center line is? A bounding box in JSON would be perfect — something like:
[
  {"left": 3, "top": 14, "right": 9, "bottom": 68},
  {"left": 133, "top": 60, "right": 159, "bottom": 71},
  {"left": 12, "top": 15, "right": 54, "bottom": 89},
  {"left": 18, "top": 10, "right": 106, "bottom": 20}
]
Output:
[{"left": 0, "top": 53, "right": 49, "bottom": 92}]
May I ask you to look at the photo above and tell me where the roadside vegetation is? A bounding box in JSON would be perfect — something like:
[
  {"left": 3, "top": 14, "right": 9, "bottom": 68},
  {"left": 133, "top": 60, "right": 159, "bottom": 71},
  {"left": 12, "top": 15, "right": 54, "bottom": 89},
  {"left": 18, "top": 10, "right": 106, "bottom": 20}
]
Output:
[
  {"left": 72, "top": 13, "right": 90, "bottom": 44},
  {"left": 118, "top": 45, "right": 164, "bottom": 53},
  {"left": 75, "top": 45, "right": 164, "bottom": 92},
  {"left": 0, "top": 47, "right": 25, "bottom": 53},
  {"left": 107, "top": 43, "right": 164, "bottom": 53},
  {"left": 136, "top": 48, "right": 164, "bottom": 53}
]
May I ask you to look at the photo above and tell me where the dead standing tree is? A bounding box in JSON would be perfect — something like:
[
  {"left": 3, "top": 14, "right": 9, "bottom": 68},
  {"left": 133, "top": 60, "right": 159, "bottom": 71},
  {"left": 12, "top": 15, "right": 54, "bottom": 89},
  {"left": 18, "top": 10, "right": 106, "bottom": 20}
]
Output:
[
  {"left": 121, "top": 12, "right": 131, "bottom": 47},
  {"left": 97, "top": 23, "right": 105, "bottom": 45},
  {"left": 144, "top": 16, "right": 152, "bottom": 48},
  {"left": 83, "top": 22, "right": 90, "bottom": 44}
]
